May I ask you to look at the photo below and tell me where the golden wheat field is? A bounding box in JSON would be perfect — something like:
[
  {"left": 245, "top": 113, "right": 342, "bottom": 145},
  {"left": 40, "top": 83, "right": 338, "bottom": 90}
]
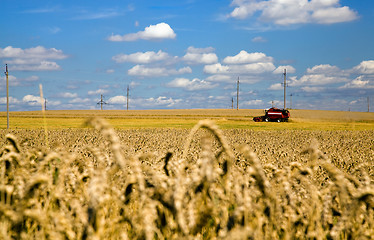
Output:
[{"left": 0, "top": 109, "right": 374, "bottom": 239}]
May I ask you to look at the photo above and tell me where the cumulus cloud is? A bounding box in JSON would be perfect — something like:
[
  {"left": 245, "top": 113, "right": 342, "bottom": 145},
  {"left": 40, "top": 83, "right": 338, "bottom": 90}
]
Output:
[
  {"left": 204, "top": 62, "right": 275, "bottom": 74},
  {"left": 289, "top": 63, "right": 349, "bottom": 86},
  {"left": 59, "top": 92, "right": 78, "bottom": 98},
  {"left": 340, "top": 76, "right": 373, "bottom": 89},
  {"left": 0, "top": 46, "right": 67, "bottom": 71},
  {"left": 88, "top": 89, "right": 109, "bottom": 95},
  {"left": 128, "top": 65, "right": 192, "bottom": 77},
  {"left": 108, "top": 22, "right": 176, "bottom": 41},
  {"left": 205, "top": 74, "right": 232, "bottom": 82},
  {"left": 22, "top": 95, "right": 44, "bottom": 106},
  {"left": 301, "top": 86, "right": 325, "bottom": 92},
  {"left": 306, "top": 64, "right": 341, "bottom": 74},
  {"left": 1, "top": 75, "right": 39, "bottom": 88},
  {"left": 182, "top": 46, "right": 218, "bottom": 64},
  {"left": 268, "top": 83, "right": 282, "bottom": 90},
  {"left": 242, "top": 99, "right": 263, "bottom": 106},
  {"left": 167, "top": 78, "right": 218, "bottom": 91},
  {"left": 142, "top": 96, "right": 182, "bottom": 107},
  {"left": 291, "top": 74, "right": 348, "bottom": 86},
  {"left": 273, "top": 65, "right": 296, "bottom": 74},
  {"left": 69, "top": 98, "right": 91, "bottom": 104},
  {"left": 0, "top": 96, "right": 20, "bottom": 104},
  {"left": 352, "top": 60, "right": 374, "bottom": 74},
  {"left": 228, "top": 0, "right": 358, "bottom": 25},
  {"left": 108, "top": 95, "right": 127, "bottom": 104},
  {"left": 22, "top": 94, "right": 61, "bottom": 107},
  {"left": 223, "top": 51, "right": 273, "bottom": 64},
  {"left": 112, "top": 50, "right": 172, "bottom": 64}
]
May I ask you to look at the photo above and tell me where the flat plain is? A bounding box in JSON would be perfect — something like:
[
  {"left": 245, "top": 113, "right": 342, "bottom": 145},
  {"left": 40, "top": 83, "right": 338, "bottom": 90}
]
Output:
[
  {"left": 0, "top": 109, "right": 373, "bottom": 239},
  {"left": 1, "top": 108, "right": 374, "bottom": 130}
]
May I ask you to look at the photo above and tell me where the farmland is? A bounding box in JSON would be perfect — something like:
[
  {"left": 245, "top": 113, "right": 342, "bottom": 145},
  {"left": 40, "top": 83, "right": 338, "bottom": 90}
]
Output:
[
  {"left": 1, "top": 108, "right": 374, "bottom": 130},
  {"left": 0, "top": 109, "right": 373, "bottom": 239}
]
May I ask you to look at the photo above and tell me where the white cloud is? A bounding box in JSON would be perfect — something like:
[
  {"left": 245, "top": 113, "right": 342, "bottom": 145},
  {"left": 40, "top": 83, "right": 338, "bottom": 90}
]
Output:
[
  {"left": 167, "top": 78, "right": 218, "bottom": 91},
  {"left": 242, "top": 99, "right": 263, "bottom": 106},
  {"left": 185, "top": 46, "right": 215, "bottom": 54},
  {"left": 312, "top": 6, "right": 358, "bottom": 24},
  {"left": 182, "top": 46, "right": 218, "bottom": 64},
  {"left": 112, "top": 50, "right": 172, "bottom": 64},
  {"left": 88, "top": 89, "right": 109, "bottom": 95},
  {"left": 204, "top": 62, "right": 275, "bottom": 74},
  {"left": 0, "top": 46, "right": 67, "bottom": 59},
  {"left": 228, "top": 0, "right": 358, "bottom": 25},
  {"left": 0, "top": 46, "right": 67, "bottom": 71},
  {"left": 291, "top": 74, "right": 348, "bottom": 86},
  {"left": 273, "top": 65, "right": 296, "bottom": 74},
  {"left": 352, "top": 60, "right": 374, "bottom": 74},
  {"left": 252, "top": 36, "right": 267, "bottom": 42},
  {"left": 0, "top": 96, "right": 20, "bottom": 104},
  {"left": 204, "top": 63, "right": 230, "bottom": 74},
  {"left": 205, "top": 74, "right": 232, "bottom": 82},
  {"left": 69, "top": 98, "right": 91, "bottom": 104},
  {"left": 340, "top": 76, "right": 373, "bottom": 89},
  {"left": 142, "top": 96, "right": 182, "bottom": 107},
  {"left": 108, "top": 95, "right": 127, "bottom": 104},
  {"left": 268, "top": 83, "right": 282, "bottom": 90},
  {"left": 128, "top": 65, "right": 192, "bottom": 77},
  {"left": 306, "top": 64, "right": 340, "bottom": 74},
  {"left": 59, "top": 92, "right": 78, "bottom": 98},
  {"left": 106, "top": 69, "right": 115, "bottom": 74},
  {"left": 23, "top": 95, "right": 44, "bottom": 106},
  {"left": 21, "top": 94, "right": 61, "bottom": 107},
  {"left": 223, "top": 51, "right": 273, "bottom": 64},
  {"left": 301, "top": 86, "right": 325, "bottom": 92},
  {"left": 12, "top": 61, "right": 62, "bottom": 71},
  {"left": 129, "top": 81, "right": 140, "bottom": 88},
  {"left": 108, "top": 22, "right": 176, "bottom": 41}
]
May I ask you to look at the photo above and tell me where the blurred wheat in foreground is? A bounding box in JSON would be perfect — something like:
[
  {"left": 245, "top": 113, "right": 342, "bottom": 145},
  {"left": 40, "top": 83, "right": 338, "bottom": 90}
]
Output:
[{"left": 0, "top": 118, "right": 373, "bottom": 239}]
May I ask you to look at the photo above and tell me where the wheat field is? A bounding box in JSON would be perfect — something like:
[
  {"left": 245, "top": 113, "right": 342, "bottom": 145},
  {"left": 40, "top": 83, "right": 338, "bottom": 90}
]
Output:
[{"left": 0, "top": 111, "right": 373, "bottom": 239}]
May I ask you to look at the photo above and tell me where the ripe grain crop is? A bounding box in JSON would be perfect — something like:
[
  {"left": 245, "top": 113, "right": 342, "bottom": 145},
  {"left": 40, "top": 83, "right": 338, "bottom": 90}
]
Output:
[{"left": 0, "top": 118, "right": 373, "bottom": 239}]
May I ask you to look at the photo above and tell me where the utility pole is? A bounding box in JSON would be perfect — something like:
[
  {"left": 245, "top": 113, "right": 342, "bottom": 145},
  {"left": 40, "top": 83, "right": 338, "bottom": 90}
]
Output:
[
  {"left": 97, "top": 94, "right": 107, "bottom": 110},
  {"left": 289, "top": 93, "right": 292, "bottom": 109},
  {"left": 126, "top": 85, "right": 129, "bottom": 110},
  {"left": 44, "top": 98, "right": 47, "bottom": 111},
  {"left": 5, "top": 64, "right": 9, "bottom": 129},
  {"left": 231, "top": 97, "right": 234, "bottom": 109},
  {"left": 236, "top": 77, "right": 239, "bottom": 110},
  {"left": 283, "top": 69, "right": 286, "bottom": 109},
  {"left": 368, "top": 96, "right": 370, "bottom": 112}
]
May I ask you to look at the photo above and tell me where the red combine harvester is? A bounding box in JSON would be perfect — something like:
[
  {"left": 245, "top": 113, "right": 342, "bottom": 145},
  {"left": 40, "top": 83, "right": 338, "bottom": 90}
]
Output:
[{"left": 253, "top": 108, "right": 290, "bottom": 122}]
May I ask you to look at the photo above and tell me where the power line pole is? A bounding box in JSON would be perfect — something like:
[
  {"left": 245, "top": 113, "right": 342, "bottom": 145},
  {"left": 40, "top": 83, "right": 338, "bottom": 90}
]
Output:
[
  {"left": 236, "top": 77, "right": 239, "bottom": 110},
  {"left": 5, "top": 64, "right": 9, "bottom": 129},
  {"left": 97, "top": 94, "right": 107, "bottom": 110},
  {"left": 126, "top": 85, "right": 129, "bottom": 110},
  {"left": 231, "top": 97, "right": 234, "bottom": 109},
  {"left": 289, "top": 93, "right": 292, "bottom": 109},
  {"left": 368, "top": 96, "right": 370, "bottom": 112},
  {"left": 45, "top": 98, "right": 47, "bottom": 111},
  {"left": 283, "top": 69, "right": 286, "bottom": 109}
]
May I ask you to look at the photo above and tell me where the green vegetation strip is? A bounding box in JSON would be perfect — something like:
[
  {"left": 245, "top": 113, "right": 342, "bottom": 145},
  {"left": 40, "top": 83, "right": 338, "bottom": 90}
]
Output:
[{"left": 1, "top": 116, "right": 374, "bottom": 130}]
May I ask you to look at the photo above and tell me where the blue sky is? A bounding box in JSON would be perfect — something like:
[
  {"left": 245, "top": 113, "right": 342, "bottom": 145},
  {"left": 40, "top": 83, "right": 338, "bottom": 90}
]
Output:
[{"left": 1, "top": 0, "right": 374, "bottom": 111}]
